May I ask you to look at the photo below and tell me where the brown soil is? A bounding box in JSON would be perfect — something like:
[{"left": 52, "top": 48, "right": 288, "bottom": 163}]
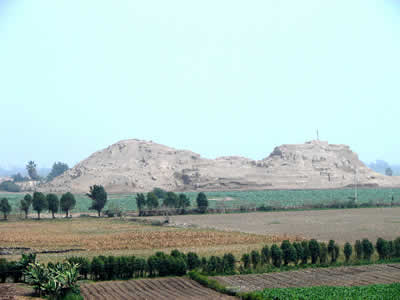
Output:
[
  {"left": 80, "top": 277, "right": 237, "bottom": 300},
  {"left": 214, "top": 264, "right": 400, "bottom": 292},
  {"left": 151, "top": 207, "right": 400, "bottom": 243}
]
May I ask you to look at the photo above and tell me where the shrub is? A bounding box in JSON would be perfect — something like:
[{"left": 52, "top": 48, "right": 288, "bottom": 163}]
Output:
[
  {"left": 394, "top": 237, "right": 400, "bottom": 258},
  {"left": 300, "top": 241, "right": 310, "bottom": 264},
  {"left": 309, "top": 239, "right": 320, "bottom": 264},
  {"left": 250, "top": 250, "right": 260, "bottom": 269},
  {"left": 187, "top": 252, "right": 201, "bottom": 270},
  {"left": 223, "top": 253, "right": 236, "bottom": 274},
  {"left": 261, "top": 245, "right": 270, "bottom": 265},
  {"left": 355, "top": 240, "right": 363, "bottom": 260},
  {"left": 362, "top": 238, "right": 374, "bottom": 261},
  {"left": 344, "top": 242, "right": 352, "bottom": 263},
  {"left": 0, "top": 259, "right": 8, "bottom": 283},
  {"left": 333, "top": 244, "right": 340, "bottom": 263},
  {"left": 90, "top": 257, "right": 104, "bottom": 280},
  {"left": 319, "top": 243, "right": 328, "bottom": 264},
  {"left": 207, "top": 256, "right": 218, "bottom": 274},
  {"left": 280, "top": 240, "right": 291, "bottom": 265},
  {"left": 270, "top": 244, "right": 282, "bottom": 268},
  {"left": 328, "top": 240, "right": 335, "bottom": 263},
  {"left": 293, "top": 242, "right": 304, "bottom": 265},
  {"left": 241, "top": 254, "right": 251, "bottom": 269},
  {"left": 24, "top": 261, "right": 80, "bottom": 298},
  {"left": 196, "top": 192, "right": 208, "bottom": 213},
  {"left": 376, "top": 238, "right": 389, "bottom": 260},
  {"left": 0, "top": 180, "right": 21, "bottom": 192}
]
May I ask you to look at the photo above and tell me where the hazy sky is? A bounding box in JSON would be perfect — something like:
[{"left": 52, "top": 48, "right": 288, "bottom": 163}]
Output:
[{"left": 1, "top": 0, "right": 399, "bottom": 168}]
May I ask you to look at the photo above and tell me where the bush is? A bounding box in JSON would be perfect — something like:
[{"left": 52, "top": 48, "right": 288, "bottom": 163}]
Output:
[
  {"left": 270, "top": 244, "right": 282, "bottom": 268},
  {"left": 0, "top": 258, "right": 8, "bottom": 283},
  {"left": 187, "top": 252, "right": 201, "bottom": 270},
  {"left": 355, "top": 240, "right": 363, "bottom": 260},
  {"left": 261, "top": 245, "right": 270, "bottom": 265},
  {"left": 394, "top": 237, "right": 400, "bottom": 258},
  {"left": 376, "top": 238, "right": 389, "bottom": 260},
  {"left": 241, "top": 254, "right": 251, "bottom": 269},
  {"left": 309, "top": 239, "right": 320, "bottom": 264},
  {"left": 0, "top": 181, "right": 21, "bottom": 192},
  {"left": 344, "top": 242, "right": 352, "bottom": 263},
  {"left": 223, "top": 253, "right": 236, "bottom": 274},
  {"left": 24, "top": 262, "right": 80, "bottom": 298},
  {"left": 250, "top": 250, "right": 260, "bottom": 269},
  {"left": 319, "top": 243, "right": 328, "bottom": 264},
  {"left": 300, "top": 241, "right": 310, "bottom": 264},
  {"left": 293, "top": 242, "right": 304, "bottom": 265},
  {"left": 362, "top": 238, "right": 374, "bottom": 261}
]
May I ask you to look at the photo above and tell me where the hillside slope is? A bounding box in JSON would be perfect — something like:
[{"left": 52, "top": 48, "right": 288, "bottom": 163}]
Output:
[{"left": 41, "top": 139, "right": 400, "bottom": 193}]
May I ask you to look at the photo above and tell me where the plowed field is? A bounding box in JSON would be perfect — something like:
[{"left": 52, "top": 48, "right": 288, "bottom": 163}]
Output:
[
  {"left": 215, "top": 264, "right": 400, "bottom": 292},
  {"left": 0, "top": 284, "right": 15, "bottom": 300},
  {"left": 81, "top": 277, "right": 237, "bottom": 300}
]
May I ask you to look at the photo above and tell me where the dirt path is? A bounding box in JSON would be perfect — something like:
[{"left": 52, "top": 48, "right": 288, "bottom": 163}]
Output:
[
  {"left": 81, "top": 277, "right": 237, "bottom": 300},
  {"left": 214, "top": 264, "right": 400, "bottom": 292}
]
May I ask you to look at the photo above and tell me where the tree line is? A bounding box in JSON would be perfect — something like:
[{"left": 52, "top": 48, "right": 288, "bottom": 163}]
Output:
[
  {"left": 136, "top": 188, "right": 209, "bottom": 216},
  {"left": 0, "top": 184, "right": 108, "bottom": 219},
  {"left": 1, "top": 237, "right": 399, "bottom": 285}
]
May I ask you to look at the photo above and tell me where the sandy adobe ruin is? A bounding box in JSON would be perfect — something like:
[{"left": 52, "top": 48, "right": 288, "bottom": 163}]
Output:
[{"left": 41, "top": 139, "right": 400, "bottom": 193}]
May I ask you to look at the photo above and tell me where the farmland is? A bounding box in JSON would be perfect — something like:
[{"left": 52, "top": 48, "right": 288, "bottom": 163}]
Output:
[
  {"left": 80, "top": 277, "right": 236, "bottom": 300},
  {"left": 0, "top": 217, "right": 288, "bottom": 263},
  {"left": 2, "top": 187, "right": 400, "bottom": 215},
  {"left": 249, "top": 283, "right": 400, "bottom": 300},
  {"left": 148, "top": 207, "right": 400, "bottom": 243}
]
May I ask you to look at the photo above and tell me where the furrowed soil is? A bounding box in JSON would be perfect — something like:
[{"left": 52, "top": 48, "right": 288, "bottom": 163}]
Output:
[
  {"left": 80, "top": 277, "right": 237, "bottom": 300},
  {"left": 147, "top": 207, "right": 400, "bottom": 243},
  {"left": 214, "top": 264, "right": 400, "bottom": 293}
]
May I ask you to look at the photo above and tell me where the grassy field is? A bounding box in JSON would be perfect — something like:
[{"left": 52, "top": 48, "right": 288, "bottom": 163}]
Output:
[
  {"left": 1, "top": 187, "right": 400, "bottom": 215},
  {"left": 0, "top": 217, "right": 290, "bottom": 263}
]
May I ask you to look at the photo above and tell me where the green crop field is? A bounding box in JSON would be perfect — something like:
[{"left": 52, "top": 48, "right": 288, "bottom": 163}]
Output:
[
  {"left": 1, "top": 188, "right": 399, "bottom": 215},
  {"left": 250, "top": 283, "right": 400, "bottom": 300}
]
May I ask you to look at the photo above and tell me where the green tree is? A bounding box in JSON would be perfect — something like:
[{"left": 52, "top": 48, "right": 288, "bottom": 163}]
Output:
[
  {"left": 178, "top": 194, "right": 191, "bottom": 213},
  {"left": 0, "top": 181, "right": 21, "bottom": 192},
  {"left": 355, "top": 240, "right": 363, "bottom": 260},
  {"left": 135, "top": 193, "right": 146, "bottom": 215},
  {"left": 163, "top": 192, "right": 179, "bottom": 208},
  {"left": 250, "top": 250, "right": 260, "bottom": 269},
  {"left": 26, "top": 161, "right": 40, "bottom": 180},
  {"left": 319, "top": 242, "right": 328, "bottom": 264},
  {"left": 187, "top": 252, "right": 201, "bottom": 270},
  {"left": 362, "top": 238, "right": 374, "bottom": 261},
  {"left": 385, "top": 167, "right": 393, "bottom": 176},
  {"left": 293, "top": 242, "right": 304, "bottom": 265},
  {"left": 281, "top": 240, "right": 296, "bottom": 265},
  {"left": 32, "top": 192, "right": 47, "bottom": 219},
  {"left": 328, "top": 240, "right": 335, "bottom": 263},
  {"left": 241, "top": 253, "right": 251, "bottom": 269},
  {"left": 376, "top": 238, "right": 389, "bottom": 260},
  {"left": 309, "top": 239, "right": 320, "bottom": 264},
  {"left": 344, "top": 242, "right": 353, "bottom": 263},
  {"left": 222, "top": 253, "right": 236, "bottom": 273},
  {"left": 87, "top": 185, "right": 107, "bottom": 217},
  {"left": 152, "top": 188, "right": 167, "bottom": 199},
  {"left": 394, "top": 237, "right": 400, "bottom": 257},
  {"left": 300, "top": 241, "right": 310, "bottom": 264},
  {"left": 0, "top": 198, "right": 11, "bottom": 220},
  {"left": 46, "top": 194, "right": 59, "bottom": 219},
  {"left": 47, "top": 162, "right": 69, "bottom": 181},
  {"left": 60, "top": 192, "right": 76, "bottom": 217},
  {"left": 196, "top": 192, "right": 208, "bottom": 213},
  {"left": 20, "top": 194, "right": 32, "bottom": 219},
  {"left": 271, "top": 244, "right": 282, "bottom": 268},
  {"left": 146, "top": 192, "right": 159, "bottom": 210},
  {"left": 261, "top": 245, "right": 270, "bottom": 265}
]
